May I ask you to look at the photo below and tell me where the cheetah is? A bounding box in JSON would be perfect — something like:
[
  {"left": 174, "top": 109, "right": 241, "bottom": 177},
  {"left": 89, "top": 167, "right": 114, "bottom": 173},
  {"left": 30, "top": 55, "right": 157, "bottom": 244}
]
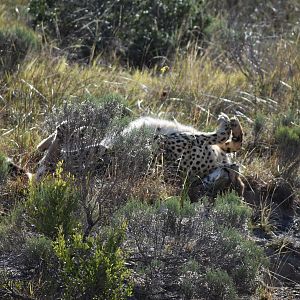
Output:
[
  {"left": 148, "top": 113, "right": 242, "bottom": 179},
  {"left": 34, "top": 113, "right": 244, "bottom": 193},
  {"left": 35, "top": 122, "right": 107, "bottom": 180}
]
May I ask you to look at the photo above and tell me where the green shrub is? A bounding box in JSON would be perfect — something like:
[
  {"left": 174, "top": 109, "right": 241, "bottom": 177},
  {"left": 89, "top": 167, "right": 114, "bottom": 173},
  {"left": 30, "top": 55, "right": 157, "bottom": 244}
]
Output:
[
  {"left": 0, "top": 218, "right": 60, "bottom": 298},
  {"left": 218, "top": 227, "right": 268, "bottom": 291},
  {"left": 253, "top": 113, "right": 265, "bottom": 142},
  {"left": 0, "top": 205, "right": 26, "bottom": 252},
  {"left": 275, "top": 124, "right": 300, "bottom": 177},
  {"left": 53, "top": 223, "right": 132, "bottom": 300},
  {"left": 22, "top": 235, "right": 54, "bottom": 269},
  {"left": 277, "top": 111, "right": 299, "bottom": 127},
  {"left": 26, "top": 164, "right": 79, "bottom": 239},
  {"left": 213, "top": 192, "right": 251, "bottom": 229},
  {"left": 0, "top": 25, "right": 40, "bottom": 75},
  {"left": 180, "top": 259, "right": 200, "bottom": 299},
  {"left": 116, "top": 195, "right": 267, "bottom": 299},
  {"left": 29, "top": 0, "right": 216, "bottom": 67},
  {"left": 161, "top": 196, "right": 196, "bottom": 218},
  {"left": 0, "top": 152, "right": 9, "bottom": 183},
  {"left": 275, "top": 125, "right": 300, "bottom": 153},
  {"left": 205, "top": 269, "right": 237, "bottom": 300}
]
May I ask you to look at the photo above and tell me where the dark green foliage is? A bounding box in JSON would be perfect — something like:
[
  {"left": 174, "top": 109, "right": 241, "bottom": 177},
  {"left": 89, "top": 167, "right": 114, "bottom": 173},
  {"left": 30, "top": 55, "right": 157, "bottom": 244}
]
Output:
[
  {"left": 0, "top": 153, "right": 9, "bottom": 183},
  {"left": 0, "top": 206, "right": 26, "bottom": 253},
  {"left": 0, "top": 25, "right": 40, "bottom": 75},
  {"left": 205, "top": 269, "right": 237, "bottom": 300},
  {"left": 29, "top": 0, "right": 58, "bottom": 25},
  {"left": 28, "top": 0, "right": 300, "bottom": 69},
  {"left": 53, "top": 224, "right": 132, "bottom": 300},
  {"left": 26, "top": 165, "right": 79, "bottom": 239},
  {"left": 213, "top": 192, "right": 251, "bottom": 229},
  {"left": 115, "top": 194, "right": 267, "bottom": 299},
  {"left": 29, "top": 0, "right": 215, "bottom": 66},
  {"left": 218, "top": 227, "right": 267, "bottom": 291},
  {"left": 275, "top": 125, "right": 300, "bottom": 152},
  {"left": 274, "top": 112, "right": 300, "bottom": 161},
  {"left": 253, "top": 113, "right": 265, "bottom": 141},
  {"left": 275, "top": 124, "right": 300, "bottom": 175},
  {"left": 21, "top": 235, "right": 55, "bottom": 271}
]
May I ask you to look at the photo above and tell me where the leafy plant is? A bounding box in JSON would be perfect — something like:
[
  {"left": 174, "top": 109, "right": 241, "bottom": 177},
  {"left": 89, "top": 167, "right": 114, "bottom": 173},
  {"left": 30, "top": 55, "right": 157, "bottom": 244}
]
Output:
[
  {"left": 0, "top": 201, "right": 28, "bottom": 259},
  {"left": 274, "top": 124, "right": 300, "bottom": 177},
  {"left": 0, "top": 152, "right": 9, "bottom": 183},
  {"left": 21, "top": 235, "right": 54, "bottom": 270},
  {"left": 205, "top": 269, "right": 237, "bottom": 300},
  {"left": 275, "top": 125, "right": 300, "bottom": 155},
  {"left": 26, "top": 163, "right": 79, "bottom": 239},
  {"left": 219, "top": 227, "right": 268, "bottom": 291},
  {"left": 29, "top": 0, "right": 216, "bottom": 66},
  {"left": 115, "top": 195, "right": 267, "bottom": 299},
  {"left": 53, "top": 223, "right": 132, "bottom": 300},
  {"left": 213, "top": 192, "right": 251, "bottom": 230},
  {"left": 0, "top": 25, "right": 40, "bottom": 75},
  {"left": 253, "top": 113, "right": 266, "bottom": 143}
]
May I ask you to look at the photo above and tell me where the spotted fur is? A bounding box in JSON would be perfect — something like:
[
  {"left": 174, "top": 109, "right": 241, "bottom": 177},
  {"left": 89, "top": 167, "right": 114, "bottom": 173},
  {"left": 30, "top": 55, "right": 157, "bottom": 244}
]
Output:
[
  {"left": 117, "top": 113, "right": 243, "bottom": 179},
  {"left": 35, "top": 113, "right": 244, "bottom": 184}
]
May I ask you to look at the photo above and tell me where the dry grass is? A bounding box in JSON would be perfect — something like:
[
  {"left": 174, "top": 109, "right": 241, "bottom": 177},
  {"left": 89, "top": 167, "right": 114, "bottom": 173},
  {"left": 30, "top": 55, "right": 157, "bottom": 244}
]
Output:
[{"left": 0, "top": 2, "right": 299, "bottom": 298}]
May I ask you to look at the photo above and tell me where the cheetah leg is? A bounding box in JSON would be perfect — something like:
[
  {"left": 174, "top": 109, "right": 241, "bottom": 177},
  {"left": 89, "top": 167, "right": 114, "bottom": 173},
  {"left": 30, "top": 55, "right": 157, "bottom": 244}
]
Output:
[
  {"left": 5, "top": 157, "right": 33, "bottom": 180},
  {"left": 37, "top": 132, "right": 56, "bottom": 152},
  {"left": 195, "top": 113, "right": 231, "bottom": 146},
  {"left": 218, "top": 117, "right": 243, "bottom": 153},
  {"left": 225, "top": 164, "right": 245, "bottom": 197},
  {"left": 35, "top": 123, "right": 67, "bottom": 180},
  {"left": 36, "top": 137, "right": 63, "bottom": 181},
  {"left": 36, "top": 121, "right": 70, "bottom": 152}
]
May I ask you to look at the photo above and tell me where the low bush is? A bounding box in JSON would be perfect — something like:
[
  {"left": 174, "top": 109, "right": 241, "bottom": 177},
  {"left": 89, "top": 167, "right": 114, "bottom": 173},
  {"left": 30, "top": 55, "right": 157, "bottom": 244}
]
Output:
[
  {"left": 275, "top": 125, "right": 300, "bottom": 157},
  {"left": 0, "top": 25, "right": 40, "bottom": 75},
  {"left": 29, "top": 0, "right": 217, "bottom": 67},
  {"left": 115, "top": 193, "right": 267, "bottom": 299},
  {"left": 26, "top": 163, "right": 79, "bottom": 239},
  {"left": 205, "top": 269, "right": 237, "bottom": 300},
  {"left": 53, "top": 223, "right": 132, "bottom": 300},
  {"left": 38, "top": 97, "right": 156, "bottom": 236},
  {"left": 213, "top": 192, "right": 251, "bottom": 230},
  {"left": 21, "top": 235, "right": 54, "bottom": 270},
  {"left": 0, "top": 152, "right": 9, "bottom": 183},
  {"left": 274, "top": 124, "right": 300, "bottom": 177},
  {"left": 43, "top": 93, "right": 127, "bottom": 143},
  {"left": 1, "top": 208, "right": 132, "bottom": 299},
  {"left": 0, "top": 205, "right": 26, "bottom": 253},
  {"left": 253, "top": 113, "right": 266, "bottom": 143}
]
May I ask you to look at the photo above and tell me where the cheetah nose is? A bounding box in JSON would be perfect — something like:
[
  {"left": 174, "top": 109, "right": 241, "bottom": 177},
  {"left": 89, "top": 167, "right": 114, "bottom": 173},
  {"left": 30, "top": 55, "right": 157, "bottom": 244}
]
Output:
[{"left": 232, "top": 136, "right": 241, "bottom": 142}]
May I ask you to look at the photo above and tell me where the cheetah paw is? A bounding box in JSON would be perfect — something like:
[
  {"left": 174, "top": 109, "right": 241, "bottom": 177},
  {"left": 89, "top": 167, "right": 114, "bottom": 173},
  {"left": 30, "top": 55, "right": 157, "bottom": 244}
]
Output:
[
  {"left": 230, "top": 116, "right": 243, "bottom": 142},
  {"left": 217, "top": 113, "right": 230, "bottom": 131},
  {"left": 217, "top": 112, "right": 230, "bottom": 123}
]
